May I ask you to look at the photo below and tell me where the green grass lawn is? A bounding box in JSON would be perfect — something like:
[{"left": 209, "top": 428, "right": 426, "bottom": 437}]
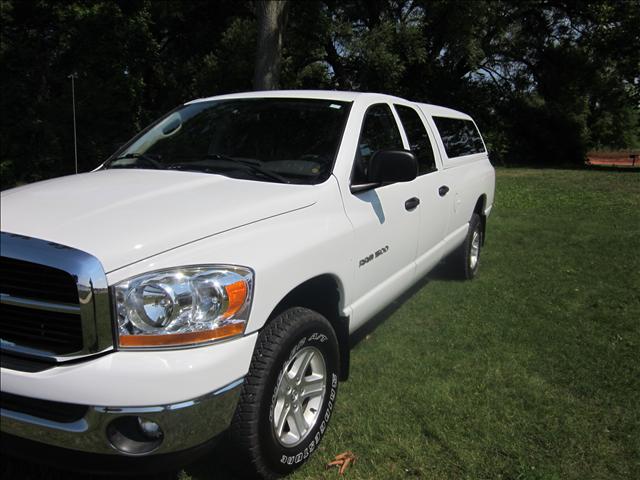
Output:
[{"left": 3, "top": 168, "right": 639, "bottom": 479}]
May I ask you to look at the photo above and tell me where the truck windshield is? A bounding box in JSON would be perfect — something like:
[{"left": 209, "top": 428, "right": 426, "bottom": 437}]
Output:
[{"left": 106, "top": 98, "right": 352, "bottom": 184}]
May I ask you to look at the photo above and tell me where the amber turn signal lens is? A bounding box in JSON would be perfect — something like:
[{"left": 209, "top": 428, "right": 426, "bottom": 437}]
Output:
[
  {"left": 119, "top": 322, "right": 244, "bottom": 347},
  {"left": 223, "top": 280, "right": 248, "bottom": 318}
]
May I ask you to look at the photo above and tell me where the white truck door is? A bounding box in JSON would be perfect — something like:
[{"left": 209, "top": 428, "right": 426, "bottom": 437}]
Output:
[
  {"left": 393, "top": 104, "right": 452, "bottom": 278},
  {"left": 341, "top": 103, "right": 420, "bottom": 331}
]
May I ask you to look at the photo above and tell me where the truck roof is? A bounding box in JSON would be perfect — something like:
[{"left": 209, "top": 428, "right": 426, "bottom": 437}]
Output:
[{"left": 188, "top": 90, "right": 471, "bottom": 120}]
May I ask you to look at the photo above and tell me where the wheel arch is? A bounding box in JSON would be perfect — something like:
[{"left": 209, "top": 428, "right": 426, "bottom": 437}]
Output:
[{"left": 267, "top": 274, "right": 350, "bottom": 381}]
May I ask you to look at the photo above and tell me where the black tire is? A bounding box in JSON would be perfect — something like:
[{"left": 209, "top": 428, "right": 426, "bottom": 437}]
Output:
[
  {"left": 229, "top": 307, "right": 340, "bottom": 479},
  {"left": 451, "top": 213, "right": 482, "bottom": 280}
]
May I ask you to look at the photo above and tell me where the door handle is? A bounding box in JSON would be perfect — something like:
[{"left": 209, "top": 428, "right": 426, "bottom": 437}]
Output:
[
  {"left": 438, "top": 185, "right": 450, "bottom": 197},
  {"left": 405, "top": 197, "right": 420, "bottom": 211}
]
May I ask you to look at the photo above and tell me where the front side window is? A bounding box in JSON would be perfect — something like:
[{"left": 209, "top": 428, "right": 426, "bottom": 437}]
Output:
[
  {"left": 106, "top": 98, "right": 352, "bottom": 184},
  {"left": 395, "top": 105, "right": 437, "bottom": 174},
  {"left": 433, "top": 116, "right": 485, "bottom": 158},
  {"left": 352, "top": 104, "right": 404, "bottom": 185}
]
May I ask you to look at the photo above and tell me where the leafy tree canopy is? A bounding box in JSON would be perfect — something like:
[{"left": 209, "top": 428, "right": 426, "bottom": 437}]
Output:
[{"left": 0, "top": 0, "right": 638, "bottom": 188}]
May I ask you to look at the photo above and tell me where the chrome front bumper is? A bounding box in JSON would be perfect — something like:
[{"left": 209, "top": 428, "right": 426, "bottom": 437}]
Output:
[{"left": 0, "top": 377, "right": 243, "bottom": 456}]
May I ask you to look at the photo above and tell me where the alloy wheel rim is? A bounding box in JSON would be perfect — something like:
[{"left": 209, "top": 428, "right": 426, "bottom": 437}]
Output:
[
  {"left": 272, "top": 346, "right": 326, "bottom": 447},
  {"left": 470, "top": 229, "right": 480, "bottom": 270}
]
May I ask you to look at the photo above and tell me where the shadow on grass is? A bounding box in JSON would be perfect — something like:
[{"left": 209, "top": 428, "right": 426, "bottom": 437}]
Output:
[
  {"left": 180, "top": 441, "right": 248, "bottom": 480},
  {"left": 349, "top": 261, "right": 462, "bottom": 348},
  {"left": 496, "top": 163, "right": 640, "bottom": 173},
  {"left": 584, "top": 164, "right": 640, "bottom": 173},
  {"left": 0, "top": 456, "right": 167, "bottom": 480},
  {"left": 0, "top": 439, "right": 245, "bottom": 480}
]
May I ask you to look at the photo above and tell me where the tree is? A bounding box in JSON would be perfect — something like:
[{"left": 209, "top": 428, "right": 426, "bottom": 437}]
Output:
[
  {"left": 253, "top": 0, "right": 289, "bottom": 90},
  {"left": 1, "top": 0, "right": 638, "bottom": 189}
]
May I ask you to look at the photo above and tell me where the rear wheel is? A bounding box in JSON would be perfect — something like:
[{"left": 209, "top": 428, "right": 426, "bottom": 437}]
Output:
[
  {"left": 230, "top": 307, "right": 339, "bottom": 479},
  {"left": 451, "top": 213, "right": 483, "bottom": 280}
]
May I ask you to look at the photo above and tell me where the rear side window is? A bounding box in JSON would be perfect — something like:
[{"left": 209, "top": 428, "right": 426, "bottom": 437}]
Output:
[
  {"left": 433, "top": 116, "right": 485, "bottom": 158},
  {"left": 395, "top": 105, "right": 437, "bottom": 174},
  {"left": 352, "top": 104, "right": 404, "bottom": 184}
]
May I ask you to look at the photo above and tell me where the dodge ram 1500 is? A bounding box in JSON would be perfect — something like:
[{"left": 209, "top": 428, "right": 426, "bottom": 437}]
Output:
[{"left": 0, "top": 90, "right": 495, "bottom": 478}]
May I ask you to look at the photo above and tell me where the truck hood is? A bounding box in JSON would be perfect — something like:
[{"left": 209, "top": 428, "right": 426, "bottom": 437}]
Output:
[{"left": 0, "top": 170, "right": 317, "bottom": 272}]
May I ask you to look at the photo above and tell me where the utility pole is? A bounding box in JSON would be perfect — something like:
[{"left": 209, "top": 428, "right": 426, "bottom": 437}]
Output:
[{"left": 68, "top": 73, "right": 78, "bottom": 174}]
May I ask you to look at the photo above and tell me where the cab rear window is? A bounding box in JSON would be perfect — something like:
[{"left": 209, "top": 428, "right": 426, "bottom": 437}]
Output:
[{"left": 433, "top": 117, "right": 485, "bottom": 158}]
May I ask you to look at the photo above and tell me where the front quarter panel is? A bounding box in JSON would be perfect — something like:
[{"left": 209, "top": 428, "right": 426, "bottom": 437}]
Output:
[{"left": 107, "top": 177, "right": 354, "bottom": 336}]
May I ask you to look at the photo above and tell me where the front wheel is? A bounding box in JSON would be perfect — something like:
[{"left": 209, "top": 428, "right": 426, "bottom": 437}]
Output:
[{"left": 229, "top": 307, "right": 340, "bottom": 479}]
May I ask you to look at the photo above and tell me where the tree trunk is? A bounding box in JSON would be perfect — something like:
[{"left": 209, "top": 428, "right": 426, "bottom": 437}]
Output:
[{"left": 253, "top": 0, "right": 288, "bottom": 90}]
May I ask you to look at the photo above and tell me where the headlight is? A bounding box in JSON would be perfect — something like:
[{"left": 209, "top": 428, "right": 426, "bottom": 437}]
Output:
[{"left": 114, "top": 265, "right": 253, "bottom": 348}]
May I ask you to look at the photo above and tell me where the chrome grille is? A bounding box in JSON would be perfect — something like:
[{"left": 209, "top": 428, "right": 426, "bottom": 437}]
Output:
[
  {"left": 0, "top": 256, "right": 79, "bottom": 304},
  {"left": 0, "top": 302, "right": 83, "bottom": 354},
  {"left": 0, "top": 232, "right": 113, "bottom": 362}
]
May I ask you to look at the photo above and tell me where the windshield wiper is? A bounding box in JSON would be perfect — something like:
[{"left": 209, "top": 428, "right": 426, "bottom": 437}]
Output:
[
  {"left": 204, "top": 153, "right": 243, "bottom": 163},
  {"left": 169, "top": 154, "right": 291, "bottom": 184},
  {"left": 109, "top": 152, "right": 162, "bottom": 169},
  {"left": 167, "top": 163, "right": 222, "bottom": 175},
  {"left": 223, "top": 158, "right": 291, "bottom": 184}
]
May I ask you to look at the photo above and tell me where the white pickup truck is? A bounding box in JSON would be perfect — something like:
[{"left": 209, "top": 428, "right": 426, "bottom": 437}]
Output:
[{"left": 0, "top": 90, "right": 495, "bottom": 478}]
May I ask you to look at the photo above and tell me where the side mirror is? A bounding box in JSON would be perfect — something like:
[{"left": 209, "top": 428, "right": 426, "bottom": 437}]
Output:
[{"left": 368, "top": 150, "right": 418, "bottom": 184}]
